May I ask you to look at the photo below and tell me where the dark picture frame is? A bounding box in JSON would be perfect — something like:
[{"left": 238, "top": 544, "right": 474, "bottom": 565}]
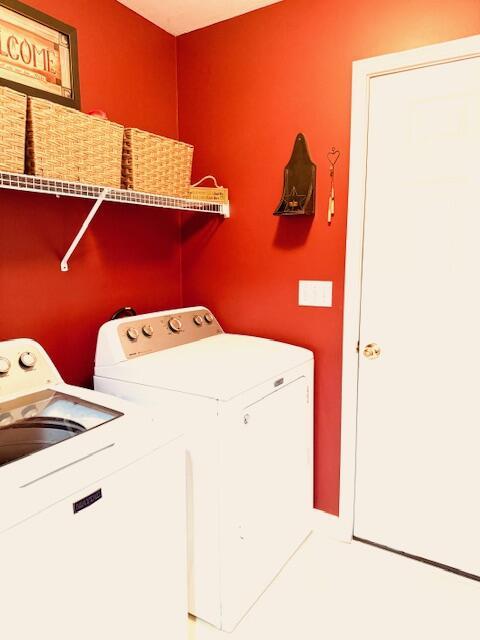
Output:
[{"left": 0, "top": 0, "right": 80, "bottom": 108}]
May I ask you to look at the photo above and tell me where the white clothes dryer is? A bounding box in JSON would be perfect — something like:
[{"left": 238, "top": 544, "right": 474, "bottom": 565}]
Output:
[
  {"left": 94, "top": 306, "right": 313, "bottom": 631},
  {"left": 0, "top": 338, "right": 187, "bottom": 640}
]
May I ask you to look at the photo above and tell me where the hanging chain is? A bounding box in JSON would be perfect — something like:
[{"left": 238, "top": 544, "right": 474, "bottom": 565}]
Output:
[{"left": 327, "top": 147, "right": 340, "bottom": 225}]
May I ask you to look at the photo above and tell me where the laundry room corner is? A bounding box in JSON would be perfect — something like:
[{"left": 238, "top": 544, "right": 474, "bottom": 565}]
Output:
[{"left": 3, "top": 0, "right": 480, "bottom": 637}]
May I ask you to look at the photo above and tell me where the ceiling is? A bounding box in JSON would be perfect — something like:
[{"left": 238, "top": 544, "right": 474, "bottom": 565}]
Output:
[{"left": 118, "top": 0, "right": 283, "bottom": 36}]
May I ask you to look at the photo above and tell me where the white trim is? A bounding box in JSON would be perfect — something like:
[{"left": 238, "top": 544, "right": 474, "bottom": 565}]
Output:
[
  {"left": 339, "top": 34, "right": 480, "bottom": 543},
  {"left": 310, "top": 509, "right": 341, "bottom": 540}
]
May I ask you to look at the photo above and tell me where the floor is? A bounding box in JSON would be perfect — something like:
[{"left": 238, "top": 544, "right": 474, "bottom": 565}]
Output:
[{"left": 188, "top": 530, "right": 480, "bottom": 640}]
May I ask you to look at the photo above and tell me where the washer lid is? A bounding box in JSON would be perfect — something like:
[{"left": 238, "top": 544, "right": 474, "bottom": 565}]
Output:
[
  {"left": 0, "top": 390, "right": 123, "bottom": 467},
  {"left": 96, "top": 333, "right": 313, "bottom": 401}
]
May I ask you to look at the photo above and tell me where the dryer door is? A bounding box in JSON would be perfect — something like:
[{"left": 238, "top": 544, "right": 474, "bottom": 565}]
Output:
[{"left": 220, "top": 376, "right": 312, "bottom": 631}]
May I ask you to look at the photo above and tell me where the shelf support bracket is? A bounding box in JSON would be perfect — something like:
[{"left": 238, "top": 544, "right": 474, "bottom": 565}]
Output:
[{"left": 60, "top": 188, "right": 111, "bottom": 272}]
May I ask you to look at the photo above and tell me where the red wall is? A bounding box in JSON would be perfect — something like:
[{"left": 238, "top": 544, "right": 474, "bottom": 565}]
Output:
[
  {"left": 177, "top": 0, "right": 480, "bottom": 514},
  {"left": 0, "top": 0, "right": 181, "bottom": 387},
  {"left": 3, "top": 0, "right": 480, "bottom": 515}
]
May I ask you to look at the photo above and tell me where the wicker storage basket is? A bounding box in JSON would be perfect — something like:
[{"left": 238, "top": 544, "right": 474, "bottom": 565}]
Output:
[
  {"left": 189, "top": 175, "right": 228, "bottom": 203},
  {"left": 122, "top": 128, "right": 193, "bottom": 197},
  {"left": 0, "top": 87, "right": 27, "bottom": 173},
  {"left": 26, "top": 97, "right": 124, "bottom": 188}
]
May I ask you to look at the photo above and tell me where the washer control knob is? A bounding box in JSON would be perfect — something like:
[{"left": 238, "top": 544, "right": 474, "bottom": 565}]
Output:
[
  {"left": 168, "top": 317, "right": 182, "bottom": 333},
  {"left": 0, "top": 413, "right": 13, "bottom": 427},
  {"left": 19, "top": 351, "right": 36, "bottom": 369},
  {"left": 0, "top": 357, "right": 11, "bottom": 375},
  {"left": 193, "top": 315, "right": 204, "bottom": 326},
  {"left": 142, "top": 324, "right": 154, "bottom": 337},
  {"left": 126, "top": 327, "right": 139, "bottom": 341},
  {"left": 22, "top": 406, "right": 38, "bottom": 419},
  {"left": 204, "top": 312, "right": 213, "bottom": 324}
]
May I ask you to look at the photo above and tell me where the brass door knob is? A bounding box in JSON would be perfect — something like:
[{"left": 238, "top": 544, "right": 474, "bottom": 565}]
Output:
[{"left": 363, "top": 343, "right": 381, "bottom": 359}]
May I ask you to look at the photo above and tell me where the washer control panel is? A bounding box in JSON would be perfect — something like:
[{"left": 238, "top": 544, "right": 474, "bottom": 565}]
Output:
[
  {"left": 118, "top": 308, "right": 223, "bottom": 359},
  {"left": 0, "top": 340, "right": 60, "bottom": 399}
]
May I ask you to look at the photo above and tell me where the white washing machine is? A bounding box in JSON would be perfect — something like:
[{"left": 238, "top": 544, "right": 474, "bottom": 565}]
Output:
[
  {"left": 94, "top": 306, "right": 314, "bottom": 631},
  {"left": 0, "top": 338, "right": 187, "bottom": 640}
]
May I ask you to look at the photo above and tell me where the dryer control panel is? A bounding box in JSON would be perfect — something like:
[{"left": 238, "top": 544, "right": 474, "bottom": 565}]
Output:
[{"left": 118, "top": 308, "right": 223, "bottom": 359}]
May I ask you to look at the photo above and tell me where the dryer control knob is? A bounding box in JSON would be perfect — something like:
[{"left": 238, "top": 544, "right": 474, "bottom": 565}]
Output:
[
  {"left": 19, "top": 351, "right": 36, "bottom": 369},
  {"left": 204, "top": 312, "right": 213, "bottom": 324},
  {"left": 168, "top": 317, "right": 182, "bottom": 333},
  {"left": 0, "top": 357, "right": 11, "bottom": 375},
  {"left": 142, "top": 324, "right": 154, "bottom": 337},
  {"left": 193, "top": 315, "right": 204, "bottom": 326},
  {"left": 126, "top": 327, "right": 139, "bottom": 341}
]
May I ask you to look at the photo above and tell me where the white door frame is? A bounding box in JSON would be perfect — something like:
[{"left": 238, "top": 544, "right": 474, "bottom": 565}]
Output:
[{"left": 339, "top": 34, "right": 480, "bottom": 543}]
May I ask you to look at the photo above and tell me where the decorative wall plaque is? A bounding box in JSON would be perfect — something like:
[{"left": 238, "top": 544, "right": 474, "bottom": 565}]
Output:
[
  {"left": 0, "top": 0, "right": 80, "bottom": 108},
  {"left": 274, "top": 133, "right": 316, "bottom": 216}
]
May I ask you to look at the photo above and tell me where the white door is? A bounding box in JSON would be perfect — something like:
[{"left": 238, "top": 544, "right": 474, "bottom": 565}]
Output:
[{"left": 354, "top": 55, "right": 480, "bottom": 576}]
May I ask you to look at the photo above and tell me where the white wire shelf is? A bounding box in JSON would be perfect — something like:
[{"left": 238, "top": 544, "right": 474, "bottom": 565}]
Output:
[
  {"left": 0, "top": 171, "right": 230, "bottom": 215},
  {"left": 0, "top": 171, "right": 230, "bottom": 272}
]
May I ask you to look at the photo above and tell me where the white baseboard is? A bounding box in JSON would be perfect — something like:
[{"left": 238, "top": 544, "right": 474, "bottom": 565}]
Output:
[{"left": 311, "top": 509, "right": 352, "bottom": 542}]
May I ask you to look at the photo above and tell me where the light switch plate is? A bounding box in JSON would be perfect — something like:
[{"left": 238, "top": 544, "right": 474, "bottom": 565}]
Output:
[{"left": 298, "top": 280, "right": 333, "bottom": 307}]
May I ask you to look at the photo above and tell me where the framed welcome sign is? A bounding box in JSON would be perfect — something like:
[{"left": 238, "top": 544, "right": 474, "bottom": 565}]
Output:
[{"left": 0, "top": 0, "right": 80, "bottom": 108}]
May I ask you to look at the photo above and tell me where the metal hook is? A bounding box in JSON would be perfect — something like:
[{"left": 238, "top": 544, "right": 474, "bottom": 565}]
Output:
[
  {"left": 327, "top": 147, "right": 339, "bottom": 225},
  {"left": 327, "top": 147, "right": 340, "bottom": 168}
]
